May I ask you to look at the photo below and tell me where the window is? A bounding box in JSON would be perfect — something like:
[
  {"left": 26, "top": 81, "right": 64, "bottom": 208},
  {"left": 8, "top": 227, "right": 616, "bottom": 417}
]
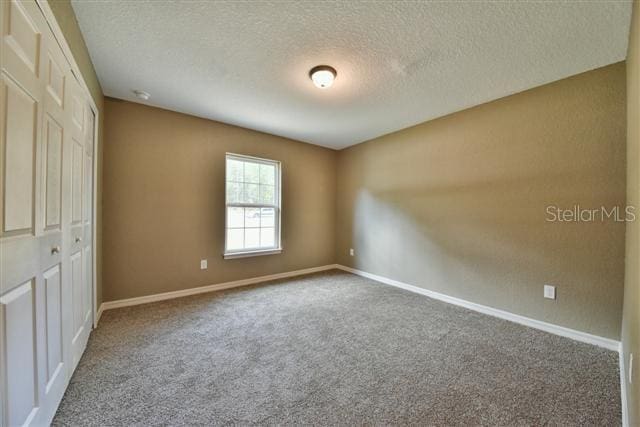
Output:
[{"left": 224, "top": 153, "right": 281, "bottom": 258}]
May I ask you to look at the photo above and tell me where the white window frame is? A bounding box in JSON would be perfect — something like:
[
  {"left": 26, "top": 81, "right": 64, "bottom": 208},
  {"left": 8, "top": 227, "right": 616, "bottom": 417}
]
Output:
[{"left": 224, "top": 153, "right": 282, "bottom": 259}]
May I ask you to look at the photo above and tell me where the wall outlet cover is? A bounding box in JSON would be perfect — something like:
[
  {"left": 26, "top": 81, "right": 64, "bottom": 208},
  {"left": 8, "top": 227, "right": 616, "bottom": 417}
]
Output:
[
  {"left": 349, "top": 248, "right": 355, "bottom": 256},
  {"left": 200, "top": 259, "right": 207, "bottom": 270},
  {"left": 544, "top": 285, "right": 556, "bottom": 300}
]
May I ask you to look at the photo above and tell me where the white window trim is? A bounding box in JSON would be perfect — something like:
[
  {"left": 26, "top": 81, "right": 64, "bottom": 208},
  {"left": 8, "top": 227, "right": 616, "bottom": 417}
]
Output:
[
  {"left": 223, "top": 248, "right": 282, "bottom": 260},
  {"left": 224, "top": 153, "right": 282, "bottom": 258}
]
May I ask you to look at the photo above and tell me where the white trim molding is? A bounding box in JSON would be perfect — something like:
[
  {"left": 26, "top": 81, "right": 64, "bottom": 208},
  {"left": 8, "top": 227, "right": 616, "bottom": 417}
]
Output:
[
  {"left": 223, "top": 248, "right": 282, "bottom": 260},
  {"left": 96, "top": 303, "right": 105, "bottom": 325},
  {"left": 620, "top": 347, "right": 630, "bottom": 427},
  {"left": 335, "top": 265, "right": 621, "bottom": 352},
  {"left": 98, "top": 264, "right": 340, "bottom": 314}
]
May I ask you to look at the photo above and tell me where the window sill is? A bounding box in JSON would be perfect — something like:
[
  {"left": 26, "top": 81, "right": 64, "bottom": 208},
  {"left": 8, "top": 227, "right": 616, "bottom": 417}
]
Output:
[{"left": 223, "top": 248, "right": 282, "bottom": 260}]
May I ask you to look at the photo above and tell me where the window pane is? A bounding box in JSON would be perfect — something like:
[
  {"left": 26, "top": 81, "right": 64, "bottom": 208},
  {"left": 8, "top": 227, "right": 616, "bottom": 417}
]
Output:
[
  {"left": 227, "top": 159, "right": 243, "bottom": 182},
  {"left": 225, "top": 155, "right": 280, "bottom": 255},
  {"left": 260, "top": 227, "right": 275, "bottom": 247},
  {"left": 260, "top": 185, "right": 274, "bottom": 204},
  {"left": 260, "top": 208, "right": 275, "bottom": 227},
  {"left": 245, "top": 208, "right": 260, "bottom": 228},
  {"left": 226, "top": 182, "right": 242, "bottom": 203},
  {"left": 227, "top": 207, "right": 244, "bottom": 228},
  {"left": 245, "top": 228, "right": 260, "bottom": 248},
  {"left": 227, "top": 228, "right": 244, "bottom": 250},
  {"left": 260, "top": 164, "right": 275, "bottom": 186},
  {"left": 244, "top": 161, "right": 260, "bottom": 183},
  {"left": 244, "top": 183, "right": 259, "bottom": 203}
]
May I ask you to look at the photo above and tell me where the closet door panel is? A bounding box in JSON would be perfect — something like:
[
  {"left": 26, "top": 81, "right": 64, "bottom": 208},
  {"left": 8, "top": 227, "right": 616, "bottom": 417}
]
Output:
[
  {"left": 1, "top": 75, "right": 37, "bottom": 235},
  {"left": 1, "top": 0, "right": 42, "bottom": 95},
  {"left": 83, "top": 245, "right": 92, "bottom": 323},
  {"left": 0, "top": 280, "right": 39, "bottom": 426},
  {"left": 45, "top": 49, "right": 64, "bottom": 111},
  {"left": 71, "top": 138, "right": 83, "bottom": 225},
  {"left": 43, "top": 264, "right": 63, "bottom": 388},
  {"left": 43, "top": 115, "right": 63, "bottom": 230},
  {"left": 69, "top": 249, "right": 87, "bottom": 368}
]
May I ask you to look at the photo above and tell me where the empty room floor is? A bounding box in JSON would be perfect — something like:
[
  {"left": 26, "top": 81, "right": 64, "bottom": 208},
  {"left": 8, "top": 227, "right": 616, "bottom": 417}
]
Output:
[{"left": 52, "top": 271, "right": 620, "bottom": 426}]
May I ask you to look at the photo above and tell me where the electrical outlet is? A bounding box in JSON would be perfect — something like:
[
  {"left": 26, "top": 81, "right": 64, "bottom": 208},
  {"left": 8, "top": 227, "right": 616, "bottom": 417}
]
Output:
[
  {"left": 349, "top": 248, "right": 355, "bottom": 256},
  {"left": 543, "top": 285, "right": 556, "bottom": 300},
  {"left": 200, "top": 259, "right": 207, "bottom": 270},
  {"left": 630, "top": 353, "right": 634, "bottom": 384}
]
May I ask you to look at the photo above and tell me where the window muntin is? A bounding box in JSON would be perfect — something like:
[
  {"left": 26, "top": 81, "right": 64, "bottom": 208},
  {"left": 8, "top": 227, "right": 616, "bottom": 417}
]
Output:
[{"left": 225, "top": 154, "right": 281, "bottom": 256}]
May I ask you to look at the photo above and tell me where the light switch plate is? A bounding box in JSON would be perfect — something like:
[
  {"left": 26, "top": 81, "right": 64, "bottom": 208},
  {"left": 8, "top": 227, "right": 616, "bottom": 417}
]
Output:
[
  {"left": 544, "top": 285, "right": 556, "bottom": 300},
  {"left": 200, "top": 259, "right": 207, "bottom": 270}
]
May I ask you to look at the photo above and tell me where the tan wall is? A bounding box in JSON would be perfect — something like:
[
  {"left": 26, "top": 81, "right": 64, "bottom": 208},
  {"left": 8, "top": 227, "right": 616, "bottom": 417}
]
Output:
[
  {"left": 102, "top": 99, "right": 337, "bottom": 301},
  {"left": 336, "top": 63, "right": 627, "bottom": 340},
  {"left": 48, "top": 0, "right": 105, "bottom": 306},
  {"left": 623, "top": 1, "right": 640, "bottom": 424}
]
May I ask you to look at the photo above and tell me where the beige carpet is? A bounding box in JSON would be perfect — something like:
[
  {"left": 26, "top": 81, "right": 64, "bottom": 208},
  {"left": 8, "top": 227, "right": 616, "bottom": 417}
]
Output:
[{"left": 53, "top": 270, "right": 621, "bottom": 426}]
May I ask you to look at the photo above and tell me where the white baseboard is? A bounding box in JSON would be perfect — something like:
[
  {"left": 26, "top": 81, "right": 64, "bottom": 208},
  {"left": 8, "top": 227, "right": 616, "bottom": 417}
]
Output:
[
  {"left": 99, "top": 264, "right": 340, "bottom": 313},
  {"left": 619, "top": 347, "right": 630, "bottom": 427},
  {"left": 335, "top": 264, "right": 621, "bottom": 352},
  {"left": 95, "top": 303, "right": 105, "bottom": 326}
]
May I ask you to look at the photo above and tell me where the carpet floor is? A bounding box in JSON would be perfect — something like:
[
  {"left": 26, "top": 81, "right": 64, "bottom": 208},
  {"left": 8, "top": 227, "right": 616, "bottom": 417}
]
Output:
[{"left": 52, "top": 270, "right": 621, "bottom": 426}]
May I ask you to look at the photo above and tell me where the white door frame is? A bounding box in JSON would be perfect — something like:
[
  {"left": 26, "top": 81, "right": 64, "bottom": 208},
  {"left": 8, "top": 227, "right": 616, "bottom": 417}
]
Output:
[{"left": 35, "top": 0, "right": 100, "bottom": 328}]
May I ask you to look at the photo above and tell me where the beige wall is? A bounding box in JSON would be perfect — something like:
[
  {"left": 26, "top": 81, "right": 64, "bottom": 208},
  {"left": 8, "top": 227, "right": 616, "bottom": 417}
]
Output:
[
  {"left": 623, "top": 1, "right": 640, "bottom": 424},
  {"left": 102, "top": 99, "right": 337, "bottom": 301},
  {"left": 336, "top": 63, "right": 627, "bottom": 340},
  {"left": 48, "top": 0, "right": 105, "bottom": 306}
]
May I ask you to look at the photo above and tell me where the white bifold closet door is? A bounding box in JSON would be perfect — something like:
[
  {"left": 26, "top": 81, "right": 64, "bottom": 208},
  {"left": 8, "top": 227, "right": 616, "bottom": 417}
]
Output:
[{"left": 0, "top": 1, "right": 95, "bottom": 425}]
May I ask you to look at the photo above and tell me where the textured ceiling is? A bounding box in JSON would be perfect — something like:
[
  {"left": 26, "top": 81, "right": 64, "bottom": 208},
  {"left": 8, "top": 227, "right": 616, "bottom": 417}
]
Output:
[{"left": 72, "top": 1, "right": 632, "bottom": 149}]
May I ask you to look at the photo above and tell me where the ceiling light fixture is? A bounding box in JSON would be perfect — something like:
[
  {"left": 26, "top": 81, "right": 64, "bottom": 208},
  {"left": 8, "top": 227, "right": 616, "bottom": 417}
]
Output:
[
  {"left": 309, "top": 65, "right": 337, "bottom": 89},
  {"left": 133, "top": 89, "right": 150, "bottom": 100}
]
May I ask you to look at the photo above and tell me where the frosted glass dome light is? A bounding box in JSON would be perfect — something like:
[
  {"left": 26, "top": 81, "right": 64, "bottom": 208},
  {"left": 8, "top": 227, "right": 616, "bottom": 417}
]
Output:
[{"left": 309, "top": 65, "right": 337, "bottom": 89}]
